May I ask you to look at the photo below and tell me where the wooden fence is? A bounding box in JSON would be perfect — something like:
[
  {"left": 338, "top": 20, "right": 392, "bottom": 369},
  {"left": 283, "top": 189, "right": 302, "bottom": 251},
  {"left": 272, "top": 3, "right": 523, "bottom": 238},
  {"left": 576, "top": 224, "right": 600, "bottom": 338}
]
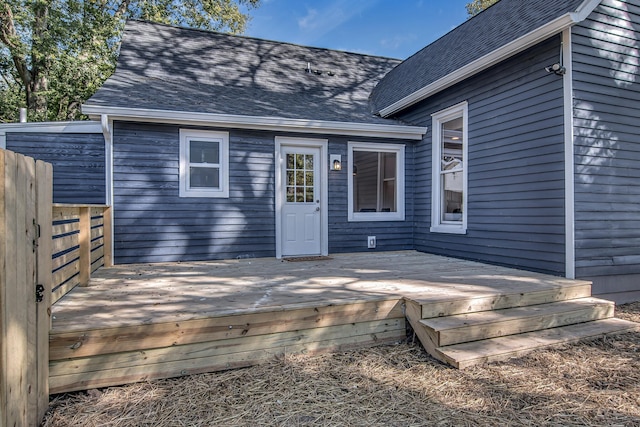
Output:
[
  {"left": 1, "top": 150, "right": 52, "bottom": 427},
  {"left": 52, "top": 204, "right": 112, "bottom": 303},
  {"left": 1, "top": 148, "right": 112, "bottom": 426}
]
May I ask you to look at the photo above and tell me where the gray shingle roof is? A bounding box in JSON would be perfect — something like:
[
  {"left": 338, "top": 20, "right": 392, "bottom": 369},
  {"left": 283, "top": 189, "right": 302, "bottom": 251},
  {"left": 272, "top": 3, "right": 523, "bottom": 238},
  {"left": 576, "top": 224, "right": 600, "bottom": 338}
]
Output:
[
  {"left": 369, "top": 0, "right": 587, "bottom": 114},
  {"left": 86, "top": 20, "right": 403, "bottom": 126}
]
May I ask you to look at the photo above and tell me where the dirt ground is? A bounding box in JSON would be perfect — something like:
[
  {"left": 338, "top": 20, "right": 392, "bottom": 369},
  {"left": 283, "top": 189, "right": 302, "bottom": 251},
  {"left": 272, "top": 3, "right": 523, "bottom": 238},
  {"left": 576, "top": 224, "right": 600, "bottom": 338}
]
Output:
[{"left": 43, "top": 302, "right": 640, "bottom": 427}]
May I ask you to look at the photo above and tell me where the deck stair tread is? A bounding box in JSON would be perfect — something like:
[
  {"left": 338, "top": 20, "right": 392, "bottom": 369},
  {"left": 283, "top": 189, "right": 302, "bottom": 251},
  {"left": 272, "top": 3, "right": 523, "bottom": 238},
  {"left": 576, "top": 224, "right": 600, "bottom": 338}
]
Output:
[
  {"left": 413, "top": 282, "right": 593, "bottom": 319},
  {"left": 421, "top": 297, "right": 615, "bottom": 347},
  {"left": 435, "top": 317, "right": 639, "bottom": 369}
]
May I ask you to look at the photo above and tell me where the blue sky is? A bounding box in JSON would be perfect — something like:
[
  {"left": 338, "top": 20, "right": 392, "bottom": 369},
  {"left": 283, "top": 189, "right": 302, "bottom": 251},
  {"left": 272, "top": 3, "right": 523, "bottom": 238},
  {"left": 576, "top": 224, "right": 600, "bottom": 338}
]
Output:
[{"left": 244, "top": 0, "right": 471, "bottom": 59}]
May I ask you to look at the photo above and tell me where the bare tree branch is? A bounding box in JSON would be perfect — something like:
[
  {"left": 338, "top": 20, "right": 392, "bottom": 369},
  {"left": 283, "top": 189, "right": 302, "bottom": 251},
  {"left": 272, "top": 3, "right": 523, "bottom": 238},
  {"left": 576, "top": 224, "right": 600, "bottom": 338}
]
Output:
[{"left": 0, "top": 2, "right": 30, "bottom": 90}]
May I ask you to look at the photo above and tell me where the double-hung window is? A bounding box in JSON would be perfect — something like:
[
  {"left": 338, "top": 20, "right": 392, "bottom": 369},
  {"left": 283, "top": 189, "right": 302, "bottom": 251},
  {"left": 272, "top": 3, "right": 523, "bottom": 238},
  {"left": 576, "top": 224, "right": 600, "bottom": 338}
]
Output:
[
  {"left": 179, "top": 129, "right": 229, "bottom": 198},
  {"left": 431, "top": 101, "right": 468, "bottom": 233},
  {"left": 348, "top": 142, "right": 405, "bottom": 221}
]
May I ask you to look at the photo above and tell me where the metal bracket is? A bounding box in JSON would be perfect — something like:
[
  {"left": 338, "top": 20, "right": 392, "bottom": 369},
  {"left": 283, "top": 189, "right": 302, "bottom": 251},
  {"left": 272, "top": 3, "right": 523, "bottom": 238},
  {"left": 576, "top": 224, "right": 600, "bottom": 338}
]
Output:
[{"left": 35, "top": 284, "right": 45, "bottom": 303}]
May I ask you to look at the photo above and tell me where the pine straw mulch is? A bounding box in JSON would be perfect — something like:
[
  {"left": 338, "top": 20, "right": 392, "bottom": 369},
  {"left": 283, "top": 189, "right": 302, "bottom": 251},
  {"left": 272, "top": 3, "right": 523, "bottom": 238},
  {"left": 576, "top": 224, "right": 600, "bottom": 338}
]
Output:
[{"left": 43, "top": 302, "right": 640, "bottom": 427}]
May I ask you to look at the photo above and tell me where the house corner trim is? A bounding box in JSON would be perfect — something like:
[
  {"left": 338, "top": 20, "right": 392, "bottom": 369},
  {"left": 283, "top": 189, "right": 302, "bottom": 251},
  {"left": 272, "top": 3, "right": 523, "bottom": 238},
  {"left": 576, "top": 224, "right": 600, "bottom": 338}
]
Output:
[
  {"left": 100, "top": 114, "right": 115, "bottom": 265},
  {"left": 563, "top": 28, "right": 576, "bottom": 279}
]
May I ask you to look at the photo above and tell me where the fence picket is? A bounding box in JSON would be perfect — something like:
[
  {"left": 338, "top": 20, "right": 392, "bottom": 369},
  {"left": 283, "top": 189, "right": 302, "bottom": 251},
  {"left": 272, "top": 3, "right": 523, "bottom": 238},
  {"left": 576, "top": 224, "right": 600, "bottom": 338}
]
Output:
[
  {"left": 36, "top": 160, "right": 53, "bottom": 421},
  {"left": 1, "top": 149, "right": 109, "bottom": 426}
]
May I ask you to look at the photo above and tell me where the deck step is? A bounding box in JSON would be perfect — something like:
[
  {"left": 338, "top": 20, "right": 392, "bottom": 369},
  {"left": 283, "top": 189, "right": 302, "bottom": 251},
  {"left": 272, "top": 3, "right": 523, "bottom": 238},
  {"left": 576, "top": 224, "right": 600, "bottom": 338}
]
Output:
[
  {"left": 417, "top": 282, "right": 592, "bottom": 318},
  {"left": 421, "top": 297, "right": 615, "bottom": 347},
  {"left": 435, "top": 317, "right": 639, "bottom": 369}
]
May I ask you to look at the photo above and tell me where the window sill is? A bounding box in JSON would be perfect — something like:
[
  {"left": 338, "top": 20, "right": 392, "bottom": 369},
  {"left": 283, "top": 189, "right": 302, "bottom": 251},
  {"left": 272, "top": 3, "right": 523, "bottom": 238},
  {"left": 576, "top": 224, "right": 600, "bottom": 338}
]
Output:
[
  {"left": 180, "top": 189, "right": 229, "bottom": 198},
  {"left": 430, "top": 225, "right": 466, "bottom": 234},
  {"left": 349, "top": 212, "right": 405, "bottom": 222}
]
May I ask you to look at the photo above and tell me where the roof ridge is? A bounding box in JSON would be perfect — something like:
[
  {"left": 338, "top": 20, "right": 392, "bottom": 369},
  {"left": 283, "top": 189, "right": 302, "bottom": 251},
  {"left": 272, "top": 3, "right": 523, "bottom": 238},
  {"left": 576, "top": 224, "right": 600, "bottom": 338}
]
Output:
[{"left": 127, "top": 19, "right": 402, "bottom": 62}]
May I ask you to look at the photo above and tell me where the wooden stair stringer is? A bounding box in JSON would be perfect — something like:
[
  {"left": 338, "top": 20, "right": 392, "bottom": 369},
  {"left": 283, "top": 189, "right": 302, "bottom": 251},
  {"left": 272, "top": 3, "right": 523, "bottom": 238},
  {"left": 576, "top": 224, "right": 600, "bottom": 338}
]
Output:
[
  {"left": 404, "top": 291, "right": 639, "bottom": 370},
  {"left": 404, "top": 299, "right": 460, "bottom": 368}
]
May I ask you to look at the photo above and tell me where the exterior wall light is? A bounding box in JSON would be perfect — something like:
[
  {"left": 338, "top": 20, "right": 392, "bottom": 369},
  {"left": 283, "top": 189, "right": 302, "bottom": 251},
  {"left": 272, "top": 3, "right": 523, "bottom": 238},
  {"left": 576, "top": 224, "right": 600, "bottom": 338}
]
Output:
[{"left": 330, "top": 154, "right": 342, "bottom": 171}]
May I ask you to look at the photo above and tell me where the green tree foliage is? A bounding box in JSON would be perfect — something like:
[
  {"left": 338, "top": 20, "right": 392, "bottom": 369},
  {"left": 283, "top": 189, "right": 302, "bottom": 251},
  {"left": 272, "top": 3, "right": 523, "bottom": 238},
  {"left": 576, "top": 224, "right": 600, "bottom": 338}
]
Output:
[
  {"left": 0, "top": 0, "right": 259, "bottom": 122},
  {"left": 466, "top": 0, "right": 499, "bottom": 17}
]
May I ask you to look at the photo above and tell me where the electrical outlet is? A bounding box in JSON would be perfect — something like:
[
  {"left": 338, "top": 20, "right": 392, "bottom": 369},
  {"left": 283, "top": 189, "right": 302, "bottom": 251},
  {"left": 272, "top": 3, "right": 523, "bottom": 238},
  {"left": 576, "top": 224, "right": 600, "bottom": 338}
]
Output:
[{"left": 367, "top": 236, "right": 376, "bottom": 249}]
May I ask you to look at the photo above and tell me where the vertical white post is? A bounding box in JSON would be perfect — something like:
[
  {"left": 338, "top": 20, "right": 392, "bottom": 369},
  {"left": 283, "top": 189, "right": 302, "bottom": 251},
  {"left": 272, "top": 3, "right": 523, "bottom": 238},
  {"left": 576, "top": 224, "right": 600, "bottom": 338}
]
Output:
[{"left": 563, "top": 28, "right": 576, "bottom": 279}]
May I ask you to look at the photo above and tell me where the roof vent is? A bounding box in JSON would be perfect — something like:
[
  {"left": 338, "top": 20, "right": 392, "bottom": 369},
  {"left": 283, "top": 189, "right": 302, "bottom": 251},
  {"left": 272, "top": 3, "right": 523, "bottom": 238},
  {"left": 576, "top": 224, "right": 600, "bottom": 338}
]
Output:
[{"left": 304, "top": 62, "right": 335, "bottom": 77}]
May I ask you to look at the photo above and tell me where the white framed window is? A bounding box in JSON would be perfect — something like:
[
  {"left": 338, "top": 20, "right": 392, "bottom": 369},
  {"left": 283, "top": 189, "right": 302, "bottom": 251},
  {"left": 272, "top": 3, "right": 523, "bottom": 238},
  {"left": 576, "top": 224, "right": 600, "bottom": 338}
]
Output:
[
  {"left": 348, "top": 141, "right": 405, "bottom": 222},
  {"left": 179, "top": 129, "right": 229, "bottom": 198},
  {"left": 431, "top": 101, "right": 468, "bottom": 234}
]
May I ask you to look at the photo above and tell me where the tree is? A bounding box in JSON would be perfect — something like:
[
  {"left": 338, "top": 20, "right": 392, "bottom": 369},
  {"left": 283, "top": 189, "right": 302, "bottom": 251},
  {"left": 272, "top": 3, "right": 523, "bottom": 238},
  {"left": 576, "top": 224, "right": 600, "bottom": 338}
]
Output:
[
  {"left": 0, "top": 0, "right": 260, "bottom": 122},
  {"left": 466, "top": 0, "right": 499, "bottom": 17}
]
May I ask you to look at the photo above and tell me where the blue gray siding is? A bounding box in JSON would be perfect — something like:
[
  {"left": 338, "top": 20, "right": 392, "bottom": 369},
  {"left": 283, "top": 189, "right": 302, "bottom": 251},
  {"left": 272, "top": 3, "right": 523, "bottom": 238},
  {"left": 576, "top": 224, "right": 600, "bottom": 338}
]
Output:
[
  {"left": 113, "top": 123, "right": 275, "bottom": 263},
  {"left": 5, "top": 132, "right": 105, "bottom": 204},
  {"left": 112, "top": 122, "right": 414, "bottom": 264},
  {"left": 572, "top": 0, "right": 640, "bottom": 288},
  {"left": 397, "top": 36, "right": 567, "bottom": 275},
  {"left": 328, "top": 138, "right": 414, "bottom": 254}
]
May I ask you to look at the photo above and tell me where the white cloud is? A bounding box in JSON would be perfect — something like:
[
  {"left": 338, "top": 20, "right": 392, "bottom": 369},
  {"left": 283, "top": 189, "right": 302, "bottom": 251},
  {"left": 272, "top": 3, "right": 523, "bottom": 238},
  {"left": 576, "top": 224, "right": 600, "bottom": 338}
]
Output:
[
  {"left": 380, "top": 34, "right": 417, "bottom": 52},
  {"left": 298, "top": 8, "right": 320, "bottom": 30},
  {"left": 295, "top": 0, "right": 378, "bottom": 43}
]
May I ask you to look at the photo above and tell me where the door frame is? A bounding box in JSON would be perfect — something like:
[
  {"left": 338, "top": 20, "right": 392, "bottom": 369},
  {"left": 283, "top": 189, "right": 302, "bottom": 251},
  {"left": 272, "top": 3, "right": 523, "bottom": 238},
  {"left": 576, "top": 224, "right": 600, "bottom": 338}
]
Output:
[{"left": 275, "top": 136, "right": 328, "bottom": 259}]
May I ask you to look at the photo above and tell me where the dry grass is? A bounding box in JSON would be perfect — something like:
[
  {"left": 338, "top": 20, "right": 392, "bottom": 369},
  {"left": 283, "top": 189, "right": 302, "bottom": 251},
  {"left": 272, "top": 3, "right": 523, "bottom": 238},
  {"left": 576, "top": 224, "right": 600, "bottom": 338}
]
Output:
[{"left": 43, "top": 302, "right": 640, "bottom": 427}]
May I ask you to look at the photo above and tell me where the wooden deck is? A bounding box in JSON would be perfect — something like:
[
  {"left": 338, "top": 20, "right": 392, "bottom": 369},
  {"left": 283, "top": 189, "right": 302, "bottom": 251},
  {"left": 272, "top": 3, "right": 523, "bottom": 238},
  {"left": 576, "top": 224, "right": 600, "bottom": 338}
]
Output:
[{"left": 49, "top": 251, "right": 616, "bottom": 393}]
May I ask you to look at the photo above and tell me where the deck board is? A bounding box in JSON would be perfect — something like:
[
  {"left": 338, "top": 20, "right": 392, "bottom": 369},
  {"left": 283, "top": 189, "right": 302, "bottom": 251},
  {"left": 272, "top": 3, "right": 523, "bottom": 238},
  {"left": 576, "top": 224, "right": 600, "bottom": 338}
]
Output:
[
  {"left": 49, "top": 251, "right": 598, "bottom": 393},
  {"left": 51, "top": 251, "right": 583, "bottom": 332}
]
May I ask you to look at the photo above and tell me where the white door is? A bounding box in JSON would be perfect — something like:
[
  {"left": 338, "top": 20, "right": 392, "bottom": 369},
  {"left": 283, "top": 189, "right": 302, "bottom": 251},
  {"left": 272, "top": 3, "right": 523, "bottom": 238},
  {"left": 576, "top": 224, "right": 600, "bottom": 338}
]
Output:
[{"left": 280, "top": 145, "right": 322, "bottom": 256}]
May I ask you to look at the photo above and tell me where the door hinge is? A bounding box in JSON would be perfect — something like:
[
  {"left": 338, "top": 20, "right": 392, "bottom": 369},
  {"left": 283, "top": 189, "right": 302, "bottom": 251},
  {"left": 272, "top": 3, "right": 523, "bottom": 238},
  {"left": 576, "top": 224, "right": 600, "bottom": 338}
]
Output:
[{"left": 35, "top": 284, "right": 45, "bottom": 303}]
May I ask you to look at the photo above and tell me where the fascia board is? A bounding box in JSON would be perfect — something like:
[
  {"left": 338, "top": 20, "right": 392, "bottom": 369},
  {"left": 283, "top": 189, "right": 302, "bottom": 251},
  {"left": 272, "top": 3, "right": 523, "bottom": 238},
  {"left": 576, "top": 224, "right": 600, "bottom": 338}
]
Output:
[
  {"left": 82, "top": 105, "right": 427, "bottom": 141},
  {"left": 571, "top": 0, "right": 602, "bottom": 22},
  {"left": 0, "top": 121, "right": 102, "bottom": 149},
  {"left": 379, "top": 13, "right": 578, "bottom": 118},
  {"left": 0, "top": 121, "right": 102, "bottom": 133}
]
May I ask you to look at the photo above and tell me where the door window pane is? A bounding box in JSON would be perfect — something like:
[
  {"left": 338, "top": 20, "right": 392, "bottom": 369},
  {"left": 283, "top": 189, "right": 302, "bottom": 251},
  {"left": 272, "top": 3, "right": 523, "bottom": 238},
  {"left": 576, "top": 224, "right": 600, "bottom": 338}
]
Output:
[{"left": 286, "top": 151, "right": 315, "bottom": 204}]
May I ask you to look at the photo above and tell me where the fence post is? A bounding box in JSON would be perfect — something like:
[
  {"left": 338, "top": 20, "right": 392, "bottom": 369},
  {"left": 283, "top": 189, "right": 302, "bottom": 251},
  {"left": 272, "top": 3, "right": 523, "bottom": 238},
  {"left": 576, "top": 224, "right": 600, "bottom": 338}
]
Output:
[
  {"left": 35, "top": 160, "right": 52, "bottom": 422},
  {"left": 0, "top": 149, "right": 41, "bottom": 427},
  {"left": 78, "top": 206, "right": 91, "bottom": 286},
  {"left": 103, "top": 206, "right": 113, "bottom": 267},
  {"left": 0, "top": 149, "right": 10, "bottom": 427}
]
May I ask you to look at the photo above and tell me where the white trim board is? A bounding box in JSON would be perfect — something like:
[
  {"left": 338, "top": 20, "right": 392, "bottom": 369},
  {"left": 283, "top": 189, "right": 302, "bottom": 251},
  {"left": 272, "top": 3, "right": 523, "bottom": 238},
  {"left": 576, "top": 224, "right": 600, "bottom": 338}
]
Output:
[
  {"left": 563, "top": 28, "right": 576, "bottom": 280},
  {"left": 178, "top": 129, "right": 230, "bottom": 198},
  {"left": 0, "top": 121, "right": 102, "bottom": 149},
  {"left": 347, "top": 141, "right": 406, "bottom": 222},
  {"left": 274, "top": 136, "right": 329, "bottom": 259},
  {"left": 379, "top": 0, "right": 602, "bottom": 118},
  {"left": 100, "top": 114, "right": 115, "bottom": 264},
  {"left": 430, "top": 101, "right": 468, "bottom": 235},
  {"left": 82, "top": 105, "right": 426, "bottom": 141}
]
